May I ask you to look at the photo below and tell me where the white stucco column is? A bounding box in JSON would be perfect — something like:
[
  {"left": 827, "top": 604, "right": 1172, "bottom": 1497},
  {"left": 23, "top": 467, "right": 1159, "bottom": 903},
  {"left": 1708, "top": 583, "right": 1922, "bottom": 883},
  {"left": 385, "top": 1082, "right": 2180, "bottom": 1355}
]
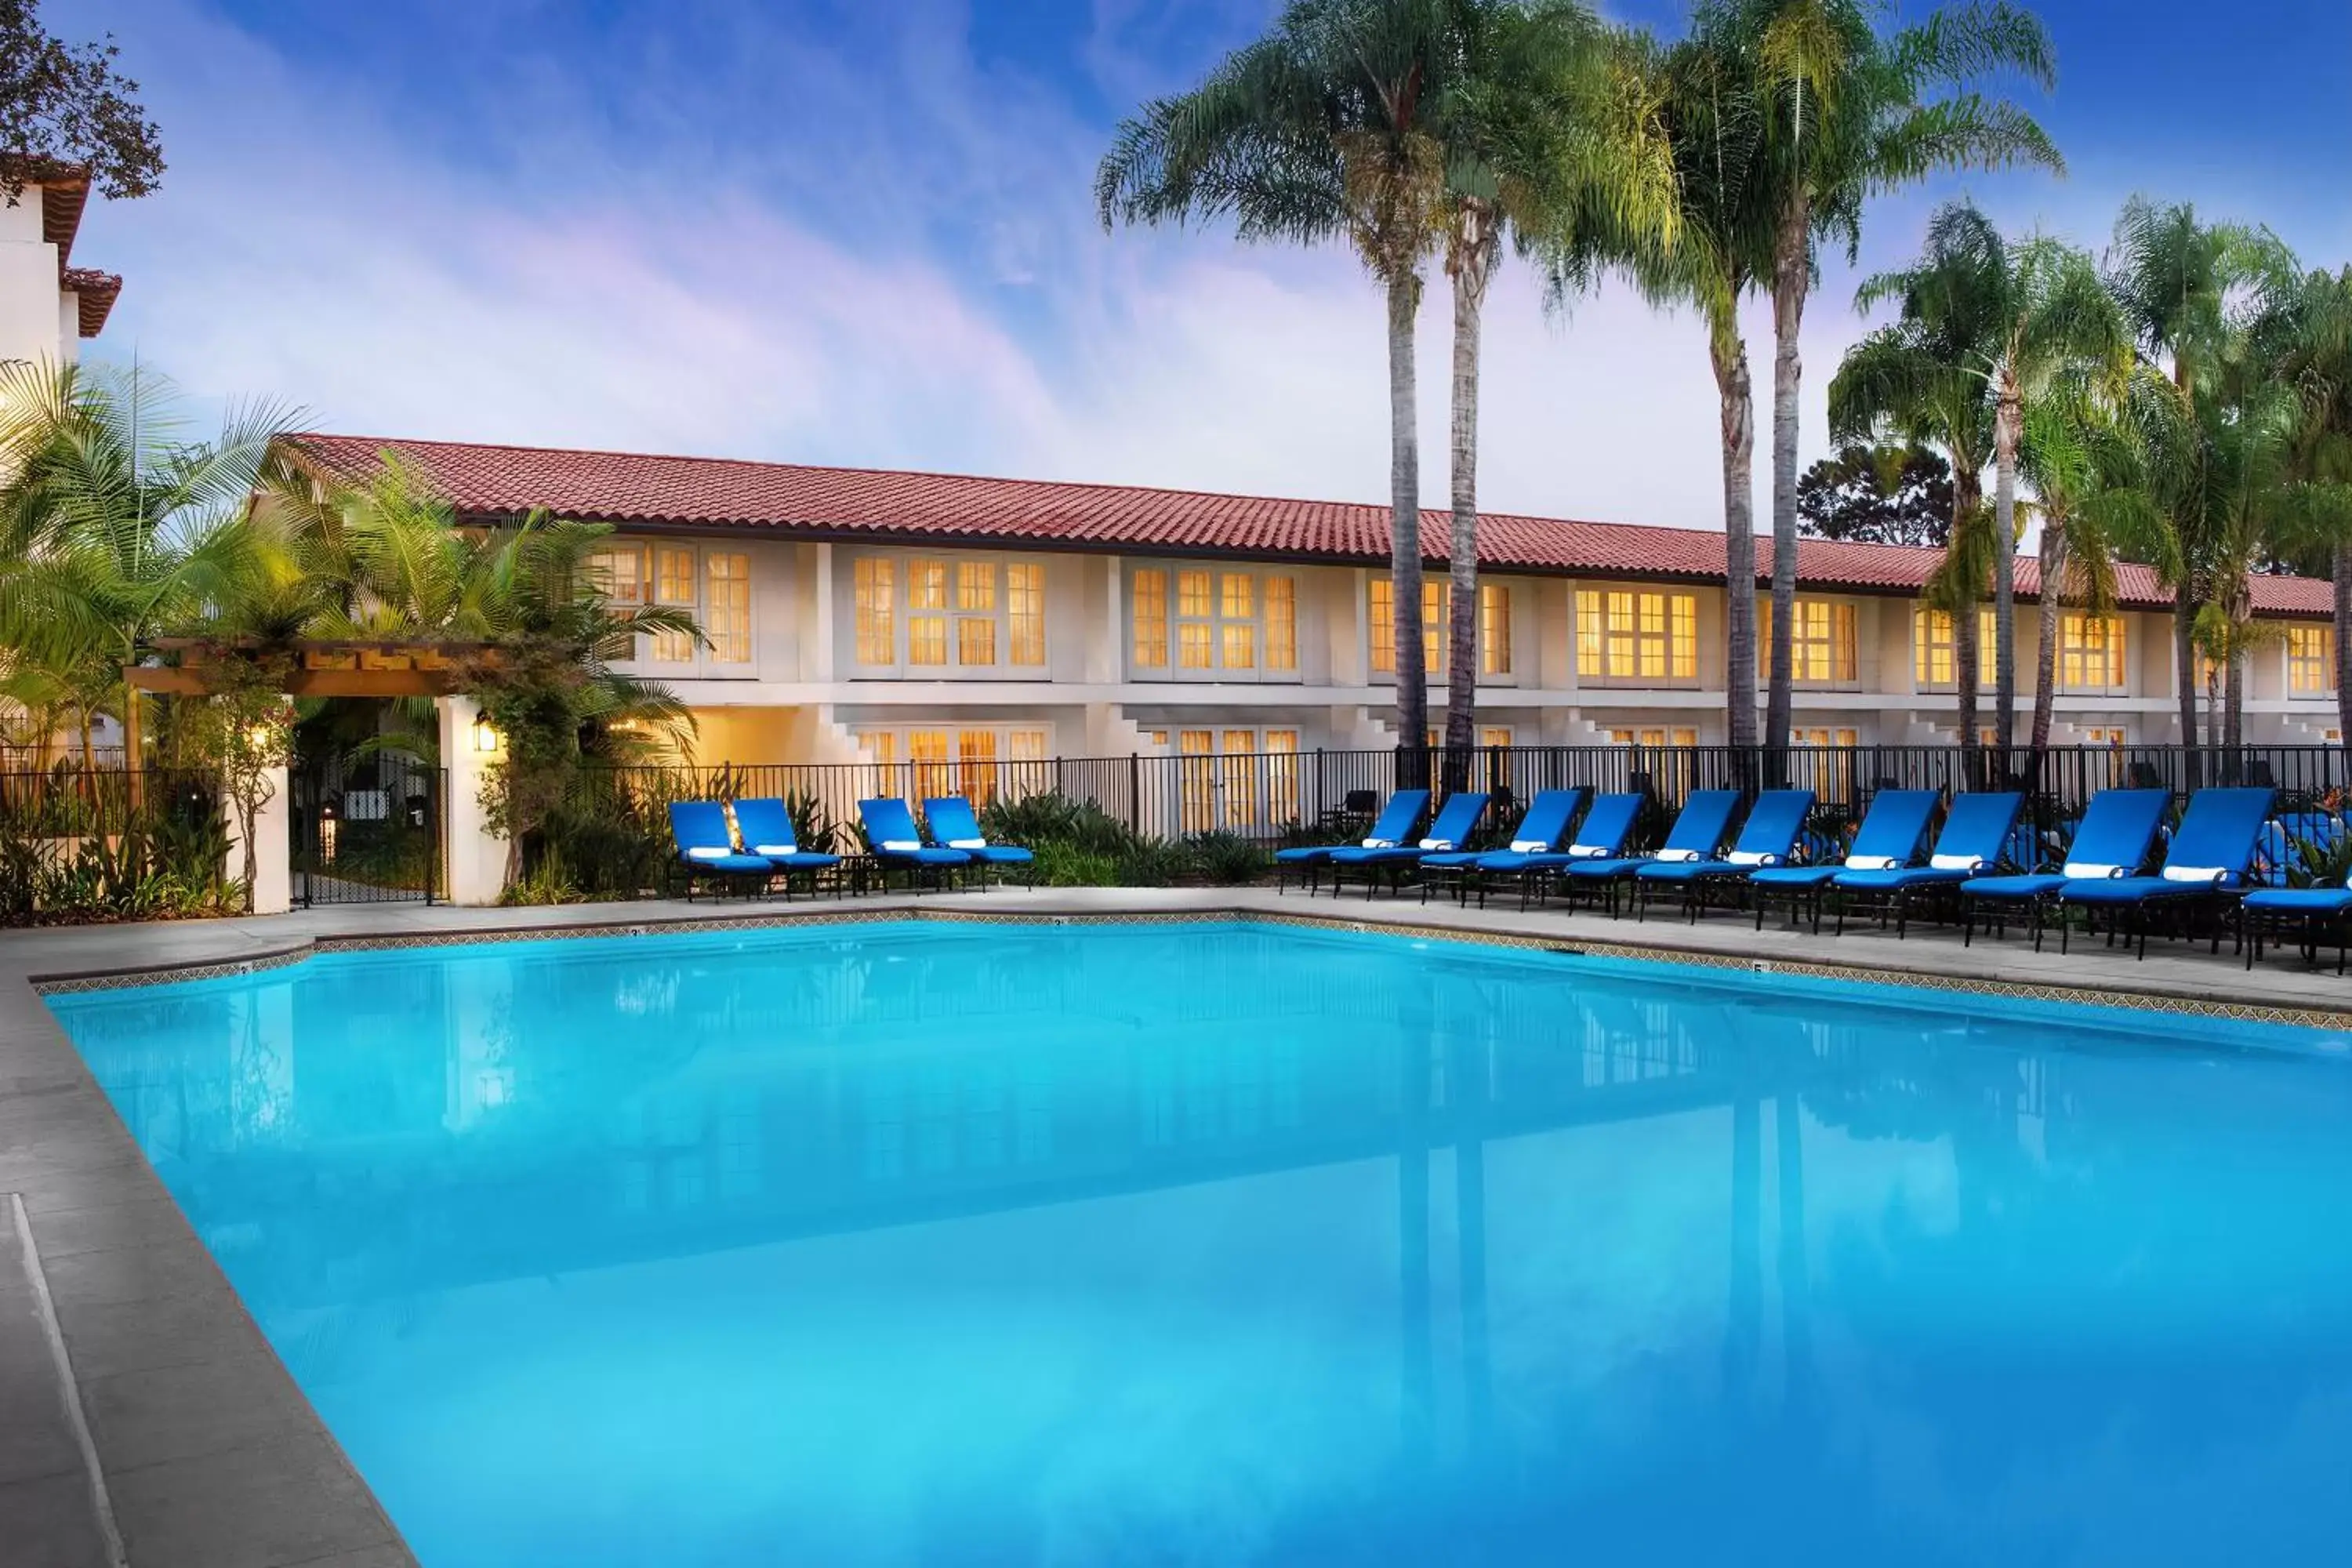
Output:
[
  {"left": 437, "top": 695, "right": 507, "bottom": 906},
  {"left": 223, "top": 763, "right": 292, "bottom": 915}
]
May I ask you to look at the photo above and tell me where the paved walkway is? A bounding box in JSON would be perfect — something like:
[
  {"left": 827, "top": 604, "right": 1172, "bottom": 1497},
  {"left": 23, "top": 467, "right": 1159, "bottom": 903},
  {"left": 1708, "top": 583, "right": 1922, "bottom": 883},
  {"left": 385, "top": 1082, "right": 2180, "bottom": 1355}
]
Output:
[{"left": 2, "top": 884, "right": 2344, "bottom": 1565}]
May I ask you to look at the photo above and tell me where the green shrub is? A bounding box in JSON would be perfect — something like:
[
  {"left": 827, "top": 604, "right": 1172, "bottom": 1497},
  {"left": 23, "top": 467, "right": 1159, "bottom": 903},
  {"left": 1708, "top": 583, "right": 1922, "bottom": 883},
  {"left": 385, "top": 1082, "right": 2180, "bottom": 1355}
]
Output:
[
  {"left": 1033, "top": 841, "right": 1123, "bottom": 887},
  {"left": 982, "top": 792, "right": 1136, "bottom": 857},
  {"left": 1116, "top": 836, "right": 1192, "bottom": 887},
  {"left": 1187, "top": 830, "right": 1269, "bottom": 885}
]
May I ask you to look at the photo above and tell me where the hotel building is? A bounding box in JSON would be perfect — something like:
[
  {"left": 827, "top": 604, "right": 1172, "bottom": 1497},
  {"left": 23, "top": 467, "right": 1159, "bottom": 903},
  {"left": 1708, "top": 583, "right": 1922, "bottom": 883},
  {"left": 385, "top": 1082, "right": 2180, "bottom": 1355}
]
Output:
[{"left": 292, "top": 436, "right": 2343, "bottom": 786}]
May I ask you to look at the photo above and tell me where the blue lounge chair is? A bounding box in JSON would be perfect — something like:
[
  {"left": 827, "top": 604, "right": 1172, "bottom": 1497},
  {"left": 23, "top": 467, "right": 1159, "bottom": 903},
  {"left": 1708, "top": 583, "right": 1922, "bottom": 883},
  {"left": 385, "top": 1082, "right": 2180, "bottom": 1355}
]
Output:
[
  {"left": 730, "top": 797, "right": 844, "bottom": 899},
  {"left": 1635, "top": 789, "right": 1816, "bottom": 922},
  {"left": 856, "top": 797, "right": 972, "bottom": 892},
  {"left": 2253, "top": 812, "right": 2343, "bottom": 887},
  {"left": 1751, "top": 789, "right": 1940, "bottom": 935},
  {"left": 1479, "top": 792, "right": 1643, "bottom": 910},
  {"left": 1835, "top": 791, "right": 2027, "bottom": 939},
  {"left": 922, "top": 796, "right": 1036, "bottom": 887},
  {"left": 1275, "top": 789, "right": 1429, "bottom": 895},
  {"left": 1555, "top": 789, "right": 1743, "bottom": 918},
  {"left": 1418, "top": 788, "right": 1585, "bottom": 906},
  {"left": 2057, "top": 786, "right": 2274, "bottom": 958},
  {"left": 1327, "top": 791, "right": 1490, "bottom": 898},
  {"left": 2241, "top": 869, "right": 2352, "bottom": 973},
  {"left": 1955, "top": 789, "right": 2167, "bottom": 949},
  {"left": 668, "top": 800, "right": 775, "bottom": 901}
]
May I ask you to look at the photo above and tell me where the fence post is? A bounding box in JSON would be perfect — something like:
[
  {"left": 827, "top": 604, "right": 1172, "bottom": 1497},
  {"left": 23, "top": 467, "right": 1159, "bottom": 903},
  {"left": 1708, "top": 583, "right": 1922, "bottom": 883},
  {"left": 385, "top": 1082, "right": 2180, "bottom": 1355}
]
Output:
[
  {"left": 222, "top": 762, "right": 292, "bottom": 915},
  {"left": 436, "top": 695, "right": 507, "bottom": 906},
  {"left": 1127, "top": 753, "right": 1140, "bottom": 833}
]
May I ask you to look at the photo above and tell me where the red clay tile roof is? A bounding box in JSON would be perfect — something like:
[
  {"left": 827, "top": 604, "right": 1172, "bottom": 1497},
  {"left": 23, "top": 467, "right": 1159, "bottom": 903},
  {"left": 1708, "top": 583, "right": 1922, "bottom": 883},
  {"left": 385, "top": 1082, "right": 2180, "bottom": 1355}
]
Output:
[
  {"left": 288, "top": 434, "right": 2335, "bottom": 619},
  {"left": 60, "top": 267, "right": 119, "bottom": 337}
]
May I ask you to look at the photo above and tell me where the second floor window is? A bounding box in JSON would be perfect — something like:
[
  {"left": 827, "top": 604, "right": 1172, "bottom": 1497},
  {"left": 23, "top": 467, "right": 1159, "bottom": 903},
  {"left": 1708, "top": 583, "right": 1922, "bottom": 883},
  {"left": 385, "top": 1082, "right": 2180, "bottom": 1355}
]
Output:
[
  {"left": 1369, "top": 579, "right": 1515, "bottom": 677},
  {"left": 852, "top": 554, "right": 1047, "bottom": 673},
  {"left": 2290, "top": 625, "right": 2336, "bottom": 694},
  {"left": 589, "top": 542, "right": 750, "bottom": 667},
  {"left": 1762, "top": 597, "right": 1857, "bottom": 684},
  {"left": 1577, "top": 589, "right": 1698, "bottom": 683},
  {"left": 1131, "top": 566, "right": 1297, "bottom": 678},
  {"left": 2058, "top": 612, "right": 2126, "bottom": 692},
  {"left": 1912, "top": 607, "right": 1999, "bottom": 688}
]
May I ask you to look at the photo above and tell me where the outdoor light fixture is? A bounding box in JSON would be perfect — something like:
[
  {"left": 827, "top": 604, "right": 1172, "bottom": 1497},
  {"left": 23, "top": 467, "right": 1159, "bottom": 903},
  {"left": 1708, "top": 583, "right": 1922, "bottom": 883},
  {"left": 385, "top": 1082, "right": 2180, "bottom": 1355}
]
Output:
[
  {"left": 319, "top": 800, "right": 340, "bottom": 865},
  {"left": 472, "top": 714, "right": 501, "bottom": 753}
]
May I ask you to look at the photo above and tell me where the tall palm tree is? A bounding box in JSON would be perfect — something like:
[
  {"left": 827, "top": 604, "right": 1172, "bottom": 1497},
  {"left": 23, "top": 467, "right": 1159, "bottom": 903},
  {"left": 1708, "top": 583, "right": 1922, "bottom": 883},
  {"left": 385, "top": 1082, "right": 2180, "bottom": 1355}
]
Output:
[
  {"left": 0, "top": 360, "right": 289, "bottom": 775},
  {"left": 1442, "top": 2, "right": 1679, "bottom": 757},
  {"left": 1732, "top": 0, "right": 2060, "bottom": 753},
  {"left": 2016, "top": 365, "right": 2165, "bottom": 768},
  {"left": 2264, "top": 267, "right": 2352, "bottom": 756},
  {"left": 1098, "top": 0, "right": 1454, "bottom": 761},
  {"left": 1849, "top": 207, "right": 2124, "bottom": 765},
  {"left": 2102, "top": 196, "right": 2289, "bottom": 768},
  {"left": 1615, "top": 7, "right": 1776, "bottom": 746}
]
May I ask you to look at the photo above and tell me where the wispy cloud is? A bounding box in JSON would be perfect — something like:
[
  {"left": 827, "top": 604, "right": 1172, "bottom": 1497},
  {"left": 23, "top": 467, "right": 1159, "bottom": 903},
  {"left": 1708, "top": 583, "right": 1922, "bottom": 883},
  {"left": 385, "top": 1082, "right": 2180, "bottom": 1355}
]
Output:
[{"left": 64, "top": 0, "right": 2276, "bottom": 536}]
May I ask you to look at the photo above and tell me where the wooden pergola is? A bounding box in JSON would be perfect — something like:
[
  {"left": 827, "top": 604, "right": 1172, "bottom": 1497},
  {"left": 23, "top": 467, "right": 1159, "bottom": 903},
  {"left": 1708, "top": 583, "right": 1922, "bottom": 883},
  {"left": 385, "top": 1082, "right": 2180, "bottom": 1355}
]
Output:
[{"left": 127, "top": 638, "right": 502, "bottom": 699}]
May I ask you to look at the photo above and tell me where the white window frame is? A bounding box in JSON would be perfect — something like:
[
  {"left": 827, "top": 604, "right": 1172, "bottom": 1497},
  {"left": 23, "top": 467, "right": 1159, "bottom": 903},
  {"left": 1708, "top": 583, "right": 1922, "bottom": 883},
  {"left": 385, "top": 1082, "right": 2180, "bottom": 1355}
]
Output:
[
  {"left": 845, "top": 549, "right": 1050, "bottom": 679},
  {"left": 852, "top": 723, "right": 1055, "bottom": 804},
  {"left": 590, "top": 538, "right": 754, "bottom": 678},
  {"left": 1125, "top": 562, "right": 1301, "bottom": 684}
]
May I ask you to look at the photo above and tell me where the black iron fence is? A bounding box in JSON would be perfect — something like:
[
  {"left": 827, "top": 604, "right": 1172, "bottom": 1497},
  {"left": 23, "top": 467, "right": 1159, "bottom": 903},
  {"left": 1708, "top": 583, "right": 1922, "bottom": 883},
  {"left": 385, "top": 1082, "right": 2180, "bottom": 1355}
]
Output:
[
  {"left": 568, "top": 742, "right": 2352, "bottom": 855},
  {"left": 0, "top": 766, "right": 237, "bottom": 923},
  {"left": 292, "top": 754, "right": 441, "bottom": 906}
]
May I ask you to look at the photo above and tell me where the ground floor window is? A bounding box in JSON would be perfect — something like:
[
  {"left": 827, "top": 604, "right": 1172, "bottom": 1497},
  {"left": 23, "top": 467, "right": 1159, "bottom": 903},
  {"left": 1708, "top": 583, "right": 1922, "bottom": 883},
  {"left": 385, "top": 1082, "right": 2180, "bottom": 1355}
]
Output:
[
  {"left": 2078, "top": 727, "right": 2127, "bottom": 746},
  {"left": 1142, "top": 728, "right": 1301, "bottom": 833},
  {"left": 1609, "top": 727, "right": 1697, "bottom": 747},
  {"left": 2290, "top": 625, "right": 2335, "bottom": 695},
  {"left": 855, "top": 725, "right": 1051, "bottom": 805}
]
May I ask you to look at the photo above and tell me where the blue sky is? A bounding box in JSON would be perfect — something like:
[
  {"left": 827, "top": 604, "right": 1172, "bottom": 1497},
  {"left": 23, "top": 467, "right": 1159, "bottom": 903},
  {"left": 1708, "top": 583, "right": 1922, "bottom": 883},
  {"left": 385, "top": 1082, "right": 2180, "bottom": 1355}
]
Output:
[{"left": 51, "top": 0, "right": 2352, "bottom": 531}]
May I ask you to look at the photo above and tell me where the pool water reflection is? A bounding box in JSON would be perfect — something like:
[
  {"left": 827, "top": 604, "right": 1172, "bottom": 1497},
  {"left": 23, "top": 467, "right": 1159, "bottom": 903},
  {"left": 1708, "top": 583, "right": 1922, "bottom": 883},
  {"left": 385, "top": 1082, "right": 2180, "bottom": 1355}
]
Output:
[{"left": 47, "top": 920, "right": 2352, "bottom": 1566}]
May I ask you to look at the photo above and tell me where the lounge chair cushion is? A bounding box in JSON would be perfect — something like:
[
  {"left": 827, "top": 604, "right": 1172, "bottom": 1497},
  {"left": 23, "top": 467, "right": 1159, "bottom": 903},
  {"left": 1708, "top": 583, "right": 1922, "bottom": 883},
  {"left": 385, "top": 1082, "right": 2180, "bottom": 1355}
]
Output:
[
  {"left": 1837, "top": 865, "right": 1981, "bottom": 891},
  {"left": 1637, "top": 858, "right": 1748, "bottom": 881},
  {"left": 2061, "top": 874, "right": 2231, "bottom": 906},
  {"left": 1564, "top": 857, "right": 1649, "bottom": 879},
  {"left": 681, "top": 851, "right": 773, "bottom": 873},
  {"left": 1957, "top": 873, "right": 2068, "bottom": 899},
  {"left": 1751, "top": 865, "right": 1846, "bottom": 888},
  {"left": 1275, "top": 846, "right": 1334, "bottom": 863},
  {"left": 2243, "top": 887, "right": 2352, "bottom": 913}
]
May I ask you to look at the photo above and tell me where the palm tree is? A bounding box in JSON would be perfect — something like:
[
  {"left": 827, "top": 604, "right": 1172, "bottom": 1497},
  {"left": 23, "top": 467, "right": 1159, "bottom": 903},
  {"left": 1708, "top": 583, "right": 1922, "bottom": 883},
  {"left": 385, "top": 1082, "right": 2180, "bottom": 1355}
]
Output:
[
  {"left": 1615, "top": 7, "right": 1776, "bottom": 747},
  {"left": 2264, "top": 267, "right": 2352, "bottom": 757},
  {"left": 2016, "top": 365, "right": 2165, "bottom": 768},
  {"left": 0, "top": 360, "right": 289, "bottom": 777},
  {"left": 2102, "top": 196, "right": 2290, "bottom": 768},
  {"left": 1733, "top": 0, "right": 2060, "bottom": 753},
  {"left": 1830, "top": 218, "right": 2001, "bottom": 760},
  {"left": 1098, "top": 0, "right": 1454, "bottom": 763},
  {"left": 1439, "top": 2, "right": 1679, "bottom": 759},
  {"left": 1849, "top": 207, "right": 2124, "bottom": 767}
]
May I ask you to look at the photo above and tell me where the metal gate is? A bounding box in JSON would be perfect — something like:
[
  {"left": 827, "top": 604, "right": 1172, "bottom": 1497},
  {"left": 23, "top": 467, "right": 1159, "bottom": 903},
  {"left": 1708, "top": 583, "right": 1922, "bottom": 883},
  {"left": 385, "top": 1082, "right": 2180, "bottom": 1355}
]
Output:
[{"left": 292, "top": 754, "right": 441, "bottom": 906}]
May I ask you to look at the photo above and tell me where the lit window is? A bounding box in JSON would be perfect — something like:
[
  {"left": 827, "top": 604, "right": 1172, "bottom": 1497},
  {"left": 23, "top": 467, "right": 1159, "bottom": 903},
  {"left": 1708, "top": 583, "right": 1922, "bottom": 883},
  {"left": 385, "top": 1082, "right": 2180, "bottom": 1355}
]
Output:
[
  {"left": 1576, "top": 589, "right": 1697, "bottom": 683},
  {"left": 907, "top": 560, "right": 948, "bottom": 666},
  {"left": 1132, "top": 570, "right": 1169, "bottom": 670},
  {"left": 957, "top": 728, "right": 998, "bottom": 804},
  {"left": 1762, "top": 598, "right": 1856, "bottom": 684},
  {"left": 1007, "top": 564, "right": 1046, "bottom": 667},
  {"left": 1221, "top": 730, "right": 1258, "bottom": 822},
  {"left": 1480, "top": 726, "right": 1512, "bottom": 748},
  {"left": 1479, "top": 583, "right": 1512, "bottom": 676},
  {"left": 705, "top": 552, "right": 750, "bottom": 664},
  {"left": 1221, "top": 575, "right": 1255, "bottom": 669},
  {"left": 909, "top": 730, "right": 953, "bottom": 801},
  {"left": 652, "top": 546, "right": 696, "bottom": 663},
  {"left": 955, "top": 562, "right": 996, "bottom": 666},
  {"left": 1265, "top": 730, "right": 1301, "bottom": 824},
  {"left": 588, "top": 545, "right": 644, "bottom": 605},
  {"left": 2059, "top": 613, "right": 2126, "bottom": 692},
  {"left": 1178, "top": 572, "right": 1214, "bottom": 669},
  {"left": 1265, "top": 577, "right": 1297, "bottom": 672},
  {"left": 1178, "top": 730, "right": 1214, "bottom": 833},
  {"left": 1912, "top": 606, "right": 2000, "bottom": 688},
  {"left": 1611, "top": 728, "right": 1697, "bottom": 747},
  {"left": 2290, "top": 626, "right": 2334, "bottom": 694},
  {"left": 855, "top": 557, "right": 895, "bottom": 666},
  {"left": 1368, "top": 579, "right": 1450, "bottom": 676}
]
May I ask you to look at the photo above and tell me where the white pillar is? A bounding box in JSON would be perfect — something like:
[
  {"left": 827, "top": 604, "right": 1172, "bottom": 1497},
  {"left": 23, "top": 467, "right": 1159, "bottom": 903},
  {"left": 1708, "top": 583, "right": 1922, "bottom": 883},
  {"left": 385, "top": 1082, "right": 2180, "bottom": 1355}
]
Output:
[
  {"left": 437, "top": 695, "right": 507, "bottom": 906},
  {"left": 223, "top": 764, "right": 292, "bottom": 915}
]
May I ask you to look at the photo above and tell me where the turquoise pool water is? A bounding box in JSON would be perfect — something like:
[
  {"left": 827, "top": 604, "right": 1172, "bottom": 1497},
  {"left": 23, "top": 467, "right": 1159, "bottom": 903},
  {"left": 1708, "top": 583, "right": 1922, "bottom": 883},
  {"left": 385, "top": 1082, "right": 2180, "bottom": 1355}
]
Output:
[{"left": 46, "top": 920, "right": 2352, "bottom": 1566}]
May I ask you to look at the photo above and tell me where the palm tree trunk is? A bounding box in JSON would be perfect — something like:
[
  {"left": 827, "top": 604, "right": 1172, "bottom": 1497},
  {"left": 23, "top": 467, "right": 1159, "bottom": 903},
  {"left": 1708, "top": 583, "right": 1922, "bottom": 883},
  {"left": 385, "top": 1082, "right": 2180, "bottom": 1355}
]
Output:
[
  {"left": 2335, "top": 540, "right": 2352, "bottom": 774},
  {"left": 1766, "top": 201, "right": 1809, "bottom": 757},
  {"left": 1443, "top": 227, "right": 1493, "bottom": 776},
  {"left": 2030, "top": 525, "right": 2063, "bottom": 769},
  {"left": 1992, "top": 383, "right": 2021, "bottom": 776},
  {"left": 2225, "top": 648, "right": 2245, "bottom": 756},
  {"left": 1387, "top": 269, "right": 1427, "bottom": 780},
  {"left": 1951, "top": 474, "right": 1983, "bottom": 776},
  {"left": 2175, "top": 597, "right": 2201, "bottom": 786},
  {"left": 1713, "top": 328, "right": 1759, "bottom": 751}
]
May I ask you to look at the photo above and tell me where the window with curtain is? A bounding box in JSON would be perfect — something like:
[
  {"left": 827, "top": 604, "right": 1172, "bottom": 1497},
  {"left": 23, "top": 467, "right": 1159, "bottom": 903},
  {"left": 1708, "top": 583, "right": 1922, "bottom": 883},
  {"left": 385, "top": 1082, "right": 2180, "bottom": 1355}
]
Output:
[
  {"left": 705, "top": 553, "right": 750, "bottom": 664},
  {"left": 1761, "top": 597, "right": 1857, "bottom": 684},
  {"left": 1911, "top": 606, "right": 2001, "bottom": 688},
  {"left": 2289, "top": 625, "right": 2334, "bottom": 694},
  {"left": 854, "top": 557, "right": 895, "bottom": 666},
  {"left": 2058, "top": 612, "right": 2127, "bottom": 691},
  {"left": 1479, "top": 582, "right": 1512, "bottom": 676},
  {"left": 1369, "top": 579, "right": 1450, "bottom": 676},
  {"left": 1130, "top": 564, "right": 1295, "bottom": 679},
  {"left": 851, "top": 553, "right": 1047, "bottom": 673},
  {"left": 1575, "top": 589, "right": 1698, "bottom": 683}
]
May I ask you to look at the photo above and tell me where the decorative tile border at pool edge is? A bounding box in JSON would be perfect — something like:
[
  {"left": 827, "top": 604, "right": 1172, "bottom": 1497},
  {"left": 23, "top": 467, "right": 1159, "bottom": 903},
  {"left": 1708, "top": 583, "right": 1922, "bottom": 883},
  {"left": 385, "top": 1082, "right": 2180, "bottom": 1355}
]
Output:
[{"left": 26, "top": 904, "right": 2352, "bottom": 1033}]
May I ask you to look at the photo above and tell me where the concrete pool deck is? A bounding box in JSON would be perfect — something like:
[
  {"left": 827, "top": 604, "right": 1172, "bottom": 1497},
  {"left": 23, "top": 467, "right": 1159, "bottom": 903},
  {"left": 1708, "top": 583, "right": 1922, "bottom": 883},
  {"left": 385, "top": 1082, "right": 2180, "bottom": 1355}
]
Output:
[{"left": 4, "top": 885, "right": 2347, "bottom": 1565}]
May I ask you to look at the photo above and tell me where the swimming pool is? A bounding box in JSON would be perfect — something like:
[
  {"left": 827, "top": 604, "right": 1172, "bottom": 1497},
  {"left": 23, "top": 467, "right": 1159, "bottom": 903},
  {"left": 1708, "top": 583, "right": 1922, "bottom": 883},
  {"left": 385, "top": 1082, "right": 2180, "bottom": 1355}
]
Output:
[{"left": 45, "top": 919, "right": 2352, "bottom": 1566}]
